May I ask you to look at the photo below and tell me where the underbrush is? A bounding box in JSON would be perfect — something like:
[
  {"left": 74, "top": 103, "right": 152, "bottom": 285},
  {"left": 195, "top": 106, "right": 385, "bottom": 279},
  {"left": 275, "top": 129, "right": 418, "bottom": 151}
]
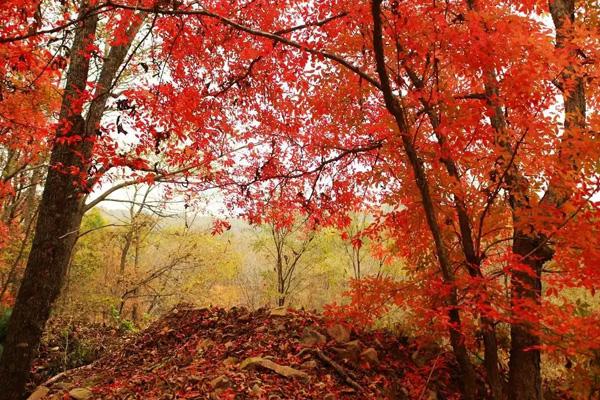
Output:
[{"left": 27, "top": 317, "right": 132, "bottom": 393}]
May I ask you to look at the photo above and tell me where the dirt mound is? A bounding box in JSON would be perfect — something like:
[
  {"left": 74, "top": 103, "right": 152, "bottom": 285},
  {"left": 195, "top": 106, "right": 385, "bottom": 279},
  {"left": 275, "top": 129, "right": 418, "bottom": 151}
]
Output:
[{"left": 28, "top": 306, "right": 460, "bottom": 399}]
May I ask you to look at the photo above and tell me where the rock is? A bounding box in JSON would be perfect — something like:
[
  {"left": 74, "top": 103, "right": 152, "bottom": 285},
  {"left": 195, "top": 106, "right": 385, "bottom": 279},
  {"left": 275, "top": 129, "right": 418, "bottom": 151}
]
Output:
[
  {"left": 345, "top": 340, "right": 362, "bottom": 353},
  {"left": 331, "top": 340, "right": 362, "bottom": 363},
  {"left": 196, "top": 338, "right": 215, "bottom": 353},
  {"left": 385, "top": 384, "right": 410, "bottom": 400},
  {"left": 27, "top": 386, "right": 49, "bottom": 400},
  {"left": 411, "top": 349, "right": 425, "bottom": 367},
  {"left": 175, "top": 353, "right": 193, "bottom": 367},
  {"left": 238, "top": 313, "right": 251, "bottom": 322},
  {"left": 301, "top": 360, "right": 317, "bottom": 369},
  {"left": 68, "top": 388, "right": 93, "bottom": 400},
  {"left": 250, "top": 383, "right": 262, "bottom": 396},
  {"left": 411, "top": 344, "right": 440, "bottom": 368},
  {"left": 210, "top": 375, "right": 231, "bottom": 390},
  {"left": 271, "top": 320, "right": 286, "bottom": 333},
  {"left": 54, "top": 382, "right": 72, "bottom": 390},
  {"left": 223, "top": 356, "right": 238, "bottom": 366},
  {"left": 361, "top": 347, "right": 379, "bottom": 365},
  {"left": 269, "top": 307, "right": 288, "bottom": 317},
  {"left": 239, "top": 357, "right": 309, "bottom": 380},
  {"left": 300, "top": 328, "right": 326, "bottom": 347},
  {"left": 334, "top": 339, "right": 362, "bottom": 363},
  {"left": 411, "top": 342, "right": 442, "bottom": 367},
  {"left": 327, "top": 324, "right": 350, "bottom": 343},
  {"left": 114, "top": 387, "right": 133, "bottom": 398},
  {"left": 425, "top": 390, "right": 438, "bottom": 400}
]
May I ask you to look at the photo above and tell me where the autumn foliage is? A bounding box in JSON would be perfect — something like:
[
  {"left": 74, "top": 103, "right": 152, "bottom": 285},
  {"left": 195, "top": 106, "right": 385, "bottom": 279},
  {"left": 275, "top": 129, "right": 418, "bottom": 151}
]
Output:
[{"left": 0, "top": 0, "right": 599, "bottom": 399}]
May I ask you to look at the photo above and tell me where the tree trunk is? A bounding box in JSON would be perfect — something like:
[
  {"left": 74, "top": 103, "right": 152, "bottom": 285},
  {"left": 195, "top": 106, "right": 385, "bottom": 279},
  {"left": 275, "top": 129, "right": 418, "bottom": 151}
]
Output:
[
  {"left": 0, "top": 6, "right": 143, "bottom": 397},
  {"left": 22, "top": 165, "right": 44, "bottom": 231},
  {"left": 131, "top": 227, "right": 141, "bottom": 323},
  {"left": 370, "top": 2, "right": 478, "bottom": 397},
  {"left": 119, "top": 231, "right": 133, "bottom": 275},
  {"left": 507, "top": 234, "right": 551, "bottom": 400},
  {"left": 277, "top": 260, "right": 286, "bottom": 307},
  {"left": 0, "top": 5, "right": 98, "bottom": 394},
  {"left": 0, "top": 205, "right": 37, "bottom": 304},
  {"left": 0, "top": 133, "right": 94, "bottom": 398},
  {"left": 0, "top": 143, "right": 93, "bottom": 386},
  {"left": 419, "top": 86, "right": 505, "bottom": 399},
  {"left": 507, "top": 2, "right": 586, "bottom": 399}
]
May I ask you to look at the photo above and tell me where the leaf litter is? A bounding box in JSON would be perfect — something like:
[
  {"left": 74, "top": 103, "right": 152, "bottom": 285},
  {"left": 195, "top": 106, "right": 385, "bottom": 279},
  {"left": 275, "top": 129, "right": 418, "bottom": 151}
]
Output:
[{"left": 30, "top": 305, "right": 462, "bottom": 399}]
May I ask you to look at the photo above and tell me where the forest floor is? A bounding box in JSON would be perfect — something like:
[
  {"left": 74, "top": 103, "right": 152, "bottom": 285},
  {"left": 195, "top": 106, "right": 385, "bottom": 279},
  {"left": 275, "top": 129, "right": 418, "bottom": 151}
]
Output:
[{"left": 26, "top": 306, "right": 463, "bottom": 400}]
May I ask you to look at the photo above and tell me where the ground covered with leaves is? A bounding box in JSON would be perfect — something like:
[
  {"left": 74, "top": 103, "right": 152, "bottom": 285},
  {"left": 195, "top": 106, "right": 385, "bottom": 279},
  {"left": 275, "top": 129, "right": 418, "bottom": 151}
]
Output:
[
  {"left": 27, "top": 317, "right": 132, "bottom": 393},
  {"left": 26, "top": 305, "right": 466, "bottom": 399}
]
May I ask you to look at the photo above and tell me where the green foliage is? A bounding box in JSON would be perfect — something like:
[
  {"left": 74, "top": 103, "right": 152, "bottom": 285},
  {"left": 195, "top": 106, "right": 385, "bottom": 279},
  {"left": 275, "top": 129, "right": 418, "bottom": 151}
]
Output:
[
  {"left": 81, "top": 208, "right": 107, "bottom": 231},
  {"left": 110, "top": 306, "right": 137, "bottom": 333},
  {"left": 574, "top": 299, "right": 592, "bottom": 317}
]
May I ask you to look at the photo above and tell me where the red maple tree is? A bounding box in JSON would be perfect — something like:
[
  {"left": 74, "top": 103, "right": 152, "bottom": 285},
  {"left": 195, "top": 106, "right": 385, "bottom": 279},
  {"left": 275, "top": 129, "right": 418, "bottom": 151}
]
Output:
[{"left": 0, "top": 1, "right": 598, "bottom": 399}]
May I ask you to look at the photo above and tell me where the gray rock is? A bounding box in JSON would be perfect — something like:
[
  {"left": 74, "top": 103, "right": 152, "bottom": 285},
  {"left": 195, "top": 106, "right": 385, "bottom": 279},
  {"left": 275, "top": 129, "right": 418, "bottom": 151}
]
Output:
[
  {"left": 300, "top": 328, "right": 327, "bottom": 346},
  {"left": 327, "top": 324, "right": 350, "bottom": 343},
  {"left": 361, "top": 347, "right": 379, "bottom": 365}
]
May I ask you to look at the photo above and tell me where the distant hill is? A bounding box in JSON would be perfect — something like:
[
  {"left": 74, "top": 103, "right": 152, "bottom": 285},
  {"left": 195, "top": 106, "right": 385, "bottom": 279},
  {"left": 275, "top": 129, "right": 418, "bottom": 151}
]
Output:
[{"left": 96, "top": 206, "right": 254, "bottom": 234}]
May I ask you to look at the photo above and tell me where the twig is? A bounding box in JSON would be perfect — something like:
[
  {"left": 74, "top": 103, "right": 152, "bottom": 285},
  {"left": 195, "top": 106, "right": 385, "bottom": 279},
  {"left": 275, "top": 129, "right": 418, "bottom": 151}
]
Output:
[
  {"left": 311, "top": 348, "right": 363, "bottom": 392},
  {"left": 417, "top": 353, "right": 441, "bottom": 400},
  {"left": 39, "top": 361, "right": 96, "bottom": 387}
]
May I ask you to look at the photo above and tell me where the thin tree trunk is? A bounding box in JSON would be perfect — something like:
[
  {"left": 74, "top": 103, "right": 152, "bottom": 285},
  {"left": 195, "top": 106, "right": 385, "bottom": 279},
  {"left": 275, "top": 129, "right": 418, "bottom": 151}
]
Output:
[
  {"left": 119, "top": 232, "right": 133, "bottom": 274},
  {"left": 22, "top": 166, "right": 45, "bottom": 231},
  {"left": 277, "top": 257, "right": 286, "bottom": 307},
  {"left": 131, "top": 226, "right": 141, "bottom": 323},
  {"left": 273, "top": 227, "right": 286, "bottom": 307},
  {"left": 0, "top": 149, "right": 19, "bottom": 224},
  {"left": 370, "top": 2, "right": 477, "bottom": 397},
  {"left": 413, "top": 76, "right": 505, "bottom": 398},
  {"left": 0, "top": 205, "right": 38, "bottom": 303},
  {"left": 118, "top": 228, "right": 133, "bottom": 319}
]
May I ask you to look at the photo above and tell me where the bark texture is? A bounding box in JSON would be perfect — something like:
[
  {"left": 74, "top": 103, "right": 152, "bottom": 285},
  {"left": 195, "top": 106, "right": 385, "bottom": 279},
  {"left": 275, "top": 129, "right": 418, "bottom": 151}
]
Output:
[
  {"left": 508, "top": 1, "right": 585, "bottom": 399},
  {"left": 0, "top": 8, "right": 143, "bottom": 398},
  {"left": 0, "top": 10, "right": 98, "bottom": 397}
]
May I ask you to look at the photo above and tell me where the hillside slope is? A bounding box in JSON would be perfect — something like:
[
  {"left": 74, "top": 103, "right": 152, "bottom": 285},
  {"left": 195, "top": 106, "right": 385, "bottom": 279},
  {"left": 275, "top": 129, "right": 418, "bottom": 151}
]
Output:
[{"left": 27, "top": 306, "right": 461, "bottom": 399}]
